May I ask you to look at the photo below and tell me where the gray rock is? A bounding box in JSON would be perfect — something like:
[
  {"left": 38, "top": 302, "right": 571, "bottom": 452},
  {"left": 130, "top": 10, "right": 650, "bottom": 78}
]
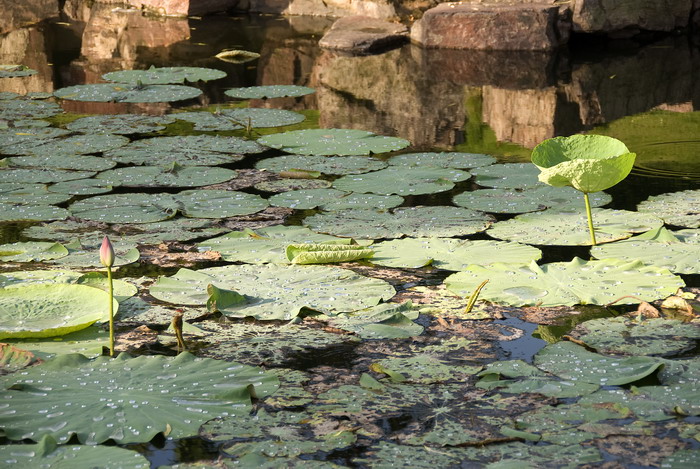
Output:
[
  {"left": 319, "top": 16, "right": 409, "bottom": 53},
  {"left": 572, "top": 0, "right": 693, "bottom": 34}
]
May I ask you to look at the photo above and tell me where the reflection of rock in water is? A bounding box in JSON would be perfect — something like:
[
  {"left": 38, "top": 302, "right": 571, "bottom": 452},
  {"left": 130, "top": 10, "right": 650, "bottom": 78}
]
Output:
[
  {"left": 0, "top": 27, "right": 54, "bottom": 94},
  {"left": 0, "top": 0, "right": 58, "bottom": 35}
]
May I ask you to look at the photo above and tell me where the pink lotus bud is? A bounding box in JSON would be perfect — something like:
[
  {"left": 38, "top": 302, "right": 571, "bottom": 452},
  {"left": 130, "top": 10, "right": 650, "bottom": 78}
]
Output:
[{"left": 100, "top": 236, "right": 115, "bottom": 268}]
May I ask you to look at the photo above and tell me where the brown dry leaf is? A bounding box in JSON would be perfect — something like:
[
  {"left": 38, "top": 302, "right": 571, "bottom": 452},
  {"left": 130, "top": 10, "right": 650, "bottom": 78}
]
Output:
[
  {"left": 660, "top": 296, "right": 696, "bottom": 321},
  {"left": 591, "top": 435, "right": 686, "bottom": 467},
  {"left": 115, "top": 325, "right": 160, "bottom": 354},
  {"left": 138, "top": 242, "right": 221, "bottom": 268},
  {"left": 0, "top": 343, "right": 43, "bottom": 375},
  {"left": 633, "top": 301, "right": 660, "bottom": 318},
  {"left": 203, "top": 168, "right": 275, "bottom": 191}
]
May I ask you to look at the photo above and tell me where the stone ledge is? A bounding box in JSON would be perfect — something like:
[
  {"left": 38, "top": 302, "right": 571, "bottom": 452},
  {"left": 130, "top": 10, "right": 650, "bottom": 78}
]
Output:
[{"left": 319, "top": 16, "right": 409, "bottom": 54}]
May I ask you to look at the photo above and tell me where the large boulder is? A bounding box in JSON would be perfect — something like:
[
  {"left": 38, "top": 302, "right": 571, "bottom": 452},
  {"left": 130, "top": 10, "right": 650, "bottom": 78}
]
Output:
[
  {"left": 124, "top": 0, "right": 242, "bottom": 16},
  {"left": 249, "top": 0, "right": 398, "bottom": 18},
  {"left": 319, "top": 16, "right": 409, "bottom": 53},
  {"left": 572, "top": 0, "right": 693, "bottom": 34},
  {"left": 410, "top": 2, "right": 570, "bottom": 50}
]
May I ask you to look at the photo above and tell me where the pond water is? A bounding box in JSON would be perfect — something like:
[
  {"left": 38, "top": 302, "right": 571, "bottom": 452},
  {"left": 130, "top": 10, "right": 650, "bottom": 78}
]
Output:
[{"left": 1, "top": 4, "right": 700, "bottom": 469}]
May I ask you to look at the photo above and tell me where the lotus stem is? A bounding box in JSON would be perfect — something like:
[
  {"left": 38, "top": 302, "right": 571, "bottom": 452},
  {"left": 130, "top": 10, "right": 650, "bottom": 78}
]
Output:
[
  {"left": 583, "top": 192, "right": 597, "bottom": 246},
  {"left": 465, "top": 279, "right": 489, "bottom": 314},
  {"left": 107, "top": 265, "right": 115, "bottom": 357}
]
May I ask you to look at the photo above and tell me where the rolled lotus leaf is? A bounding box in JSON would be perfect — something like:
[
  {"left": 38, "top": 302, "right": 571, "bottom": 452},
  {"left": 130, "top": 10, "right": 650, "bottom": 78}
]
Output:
[{"left": 286, "top": 244, "right": 374, "bottom": 264}]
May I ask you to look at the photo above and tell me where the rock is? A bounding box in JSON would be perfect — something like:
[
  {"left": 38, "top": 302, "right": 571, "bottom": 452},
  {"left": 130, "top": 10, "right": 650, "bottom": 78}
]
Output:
[
  {"left": 410, "top": 2, "right": 570, "bottom": 50},
  {"left": 0, "top": 0, "right": 59, "bottom": 34},
  {"left": 319, "top": 16, "right": 409, "bottom": 53},
  {"left": 249, "top": 0, "right": 398, "bottom": 19},
  {"left": 572, "top": 0, "right": 693, "bottom": 34},
  {"left": 124, "top": 0, "right": 242, "bottom": 16}
]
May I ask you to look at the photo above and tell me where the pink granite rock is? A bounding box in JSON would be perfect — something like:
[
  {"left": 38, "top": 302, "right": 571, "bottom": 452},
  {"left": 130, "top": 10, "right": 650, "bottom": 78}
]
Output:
[{"left": 319, "top": 16, "right": 409, "bottom": 53}]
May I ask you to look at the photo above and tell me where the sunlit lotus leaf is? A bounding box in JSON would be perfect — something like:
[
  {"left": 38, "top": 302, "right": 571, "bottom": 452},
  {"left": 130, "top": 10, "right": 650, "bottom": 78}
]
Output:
[
  {"left": 269, "top": 188, "right": 346, "bottom": 209},
  {"left": 374, "top": 354, "right": 481, "bottom": 384},
  {"left": 578, "top": 388, "right": 679, "bottom": 422},
  {"left": 257, "top": 129, "right": 410, "bottom": 156},
  {"left": 65, "top": 114, "right": 175, "bottom": 134},
  {"left": 0, "top": 342, "right": 41, "bottom": 373},
  {"left": 0, "top": 203, "right": 70, "bottom": 222},
  {"left": 478, "top": 375, "right": 599, "bottom": 398},
  {"left": 1, "top": 133, "right": 129, "bottom": 156},
  {"left": 0, "top": 99, "right": 62, "bottom": 119},
  {"left": 471, "top": 163, "right": 543, "bottom": 189},
  {"left": 176, "top": 189, "right": 268, "bottom": 218},
  {"left": 304, "top": 206, "right": 493, "bottom": 239},
  {"left": 6, "top": 154, "right": 117, "bottom": 172},
  {"left": 224, "top": 85, "right": 314, "bottom": 99},
  {"left": 478, "top": 359, "right": 548, "bottom": 379},
  {"left": 575, "top": 317, "right": 700, "bottom": 357},
  {"left": 637, "top": 189, "right": 700, "bottom": 228},
  {"left": 0, "top": 127, "right": 69, "bottom": 152},
  {"left": 326, "top": 302, "right": 423, "bottom": 339},
  {"left": 219, "top": 108, "right": 305, "bottom": 128},
  {"left": 0, "top": 168, "right": 95, "bottom": 184},
  {"left": 0, "top": 64, "right": 38, "bottom": 77},
  {"left": 0, "top": 435, "right": 149, "bottom": 468},
  {"left": 257, "top": 154, "right": 387, "bottom": 176},
  {"left": 198, "top": 225, "right": 353, "bottom": 264},
  {"left": 254, "top": 178, "right": 331, "bottom": 192},
  {"left": 4, "top": 325, "right": 108, "bottom": 360},
  {"left": 0, "top": 283, "right": 115, "bottom": 339},
  {"left": 95, "top": 165, "right": 238, "bottom": 188},
  {"left": 215, "top": 49, "right": 260, "bottom": 64},
  {"left": 388, "top": 151, "right": 496, "bottom": 169},
  {"left": 0, "top": 241, "right": 68, "bottom": 262},
  {"left": 446, "top": 258, "right": 683, "bottom": 307},
  {"left": 531, "top": 135, "right": 635, "bottom": 193},
  {"left": 286, "top": 244, "right": 374, "bottom": 264},
  {"left": 638, "top": 384, "right": 700, "bottom": 416},
  {"left": 54, "top": 83, "right": 202, "bottom": 103},
  {"left": 69, "top": 193, "right": 179, "bottom": 223},
  {"left": 533, "top": 341, "right": 663, "bottom": 385},
  {"left": 0, "top": 183, "right": 72, "bottom": 205},
  {"left": 319, "top": 192, "right": 404, "bottom": 211},
  {"left": 487, "top": 208, "right": 663, "bottom": 245},
  {"left": 103, "top": 66, "right": 226, "bottom": 84},
  {"left": 332, "top": 166, "right": 470, "bottom": 196},
  {"left": 371, "top": 238, "right": 541, "bottom": 270},
  {"left": 104, "top": 135, "right": 263, "bottom": 166},
  {"left": 149, "top": 264, "right": 395, "bottom": 320},
  {"left": 453, "top": 185, "right": 612, "bottom": 214},
  {"left": 48, "top": 179, "right": 114, "bottom": 195},
  {"left": 0, "top": 352, "right": 279, "bottom": 444},
  {"left": 171, "top": 111, "right": 242, "bottom": 131}
]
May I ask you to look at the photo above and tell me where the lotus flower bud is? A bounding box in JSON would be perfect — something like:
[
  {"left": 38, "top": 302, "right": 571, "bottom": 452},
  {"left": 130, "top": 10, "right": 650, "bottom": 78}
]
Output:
[{"left": 100, "top": 236, "right": 115, "bottom": 268}]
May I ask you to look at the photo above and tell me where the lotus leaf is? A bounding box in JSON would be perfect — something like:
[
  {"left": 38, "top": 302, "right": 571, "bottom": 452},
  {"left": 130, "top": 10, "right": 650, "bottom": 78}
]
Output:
[
  {"left": 453, "top": 186, "right": 612, "bottom": 214},
  {"left": 268, "top": 188, "right": 347, "bottom": 209},
  {"left": 0, "top": 168, "right": 95, "bottom": 184},
  {"left": 54, "top": 83, "right": 203, "bottom": 103},
  {"left": 198, "top": 225, "right": 353, "bottom": 264},
  {"left": 0, "top": 183, "right": 72, "bottom": 205},
  {"left": 0, "top": 352, "right": 279, "bottom": 444},
  {"left": 0, "top": 91, "right": 19, "bottom": 99},
  {"left": 48, "top": 179, "right": 114, "bottom": 195},
  {"left": 69, "top": 193, "right": 179, "bottom": 223},
  {"left": 637, "top": 189, "right": 700, "bottom": 228},
  {"left": 255, "top": 178, "right": 332, "bottom": 192},
  {"left": 65, "top": 114, "right": 175, "bottom": 134},
  {"left": 215, "top": 49, "right": 260, "bottom": 64},
  {"left": 102, "top": 66, "right": 226, "bottom": 84},
  {"left": 219, "top": 108, "right": 305, "bottom": 128},
  {"left": 118, "top": 297, "right": 204, "bottom": 325},
  {"left": 477, "top": 359, "right": 548, "bottom": 379},
  {"left": 224, "top": 85, "right": 315, "bottom": 99},
  {"left": 373, "top": 354, "right": 482, "bottom": 384},
  {"left": 0, "top": 127, "right": 69, "bottom": 151},
  {"left": 639, "top": 383, "right": 700, "bottom": 416},
  {"left": 0, "top": 283, "right": 116, "bottom": 339},
  {"left": 0, "top": 119, "right": 50, "bottom": 129},
  {"left": 6, "top": 154, "right": 117, "bottom": 172},
  {"left": 0, "top": 435, "right": 149, "bottom": 468},
  {"left": 661, "top": 449, "right": 700, "bottom": 468},
  {"left": 0, "top": 241, "right": 68, "bottom": 262},
  {"left": 0, "top": 64, "right": 38, "bottom": 77},
  {"left": 371, "top": 238, "right": 541, "bottom": 270},
  {"left": 319, "top": 192, "right": 404, "bottom": 211},
  {"left": 149, "top": 264, "right": 395, "bottom": 320},
  {"left": 0, "top": 203, "right": 70, "bottom": 222},
  {"left": 50, "top": 240, "right": 140, "bottom": 269},
  {"left": 332, "top": 166, "right": 470, "bottom": 196},
  {"left": 256, "top": 154, "right": 387, "bottom": 175},
  {"left": 1, "top": 133, "right": 129, "bottom": 156},
  {"left": 658, "top": 358, "right": 700, "bottom": 385},
  {"left": 471, "top": 163, "right": 543, "bottom": 189},
  {"left": 388, "top": 151, "right": 496, "bottom": 169},
  {"left": 5, "top": 326, "right": 108, "bottom": 359},
  {"left": 257, "top": 129, "right": 410, "bottom": 156},
  {"left": 0, "top": 99, "right": 62, "bottom": 120},
  {"left": 578, "top": 388, "right": 678, "bottom": 422},
  {"left": 304, "top": 206, "right": 493, "bottom": 239},
  {"left": 286, "top": 244, "right": 374, "bottom": 264},
  {"left": 326, "top": 302, "right": 423, "bottom": 339},
  {"left": 206, "top": 283, "right": 247, "bottom": 312},
  {"left": 171, "top": 111, "right": 242, "bottom": 131},
  {"left": 487, "top": 208, "right": 663, "bottom": 245},
  {"left": 95, "top": 165, "right": 238, "bottom": 187},
  {"left": 0, "top": 343, "right": 41, "bottom": 373},
  {"left": 175, "top": 189, "right": 269, "bottom": 218},
  {"left": 531, "top": 135, "right": 636, "bottom": 193}
]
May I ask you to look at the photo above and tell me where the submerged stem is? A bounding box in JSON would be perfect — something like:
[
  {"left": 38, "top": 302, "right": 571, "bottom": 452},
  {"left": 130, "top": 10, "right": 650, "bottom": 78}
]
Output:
[
  {"left": 107, "top": 266, "right": 115, "bottom": 357},
  {"left": 584, "top": 192, "right": 597, "bottom": 246}
]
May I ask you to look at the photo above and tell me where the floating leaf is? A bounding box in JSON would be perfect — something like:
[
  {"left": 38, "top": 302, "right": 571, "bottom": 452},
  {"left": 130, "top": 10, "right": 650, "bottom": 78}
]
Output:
[
  {"left": 453, "top": 186, "right": 611, "bottom": 214},
  {"left": 0, "top": 168, "right": 95, "bottom": 184},
  {"left": 661, "top": 449, "right": 700, "bottom": 468},
  {"left": 95, "top": 165, "right": 238, "bottom": 187},
  {"left": 333, "top": 166, "right": 470, "bottom": 196},
  {"left": 0, "top": 64, "right": 38, "bottom": 78},
  {"left": 637, "top": 189, "right": 700, "bottom": 228},
  {"left": 388, "top": 151, "right": 496, "bottom": 169},
  {"left": 0, "top": 204, "right": 70, "bottom": 222},
  {"left": 103, "top": 67, "right": 226, "bottom": 84},
  {"left": 219, "top": 108, "right": 305, "bottom": 128},
  {"left": 65, "top": 114, "right": 175, "bottom": 134},
  {"left": 257, "top": 154, "right": 387, "bottom": 175},
  {"left": 54, "top": 83, "right": 202, "bottom": 103},
  {"left": 48, "top": 179, "right": 113, "bottom": 195},
  {"left": 318, "top": 192, "right": 404, "bottom": 211},
  {"left": 69, "top": 193, "right": 179, "bottom": 224},
  {"left": 471, "top": 163, "right": 543, "bottom": 189},
  {"left": 2, "top": 133, "right": 129, "bottom": 158},
  {"left": 254, "top": 178, "right": 332, "bottom": 192},
  {"left": 215, "top": 50, "right": 261, "bottom": 64},
  {"left": 0, "top": 242, "right": 68, "bottom": 262},
  {"left": 0, "top": 183, "right": 72, "bottom": 205},
  {"left": 6, "top": 154, "right": 117, "bottom": 172},
  {"left": 0, "top": 99, "right": 62, "bottom": 120},
  {"left": 172, "top": 111, "right": 242, "bottom": 131},
  {"left": 286, "top": 244, "right": 374, "bottom": 264},
  {"left": 373, "top": 354, "right": 481, "bottom": 384},
  {"left": 327, "top": 302, "right": 423, "bottom": 339},
  {"left": 224, "top": 85, "right": 314, "bottom": 99},
  {"left": 176, "top": 189, "right": 269, "bottom": 218},
  {"left": 268, "top": 188, "right": 347, "bottom": 209},
  {"left": 257, "top": 129, "right": 410, "bottom": 156}
]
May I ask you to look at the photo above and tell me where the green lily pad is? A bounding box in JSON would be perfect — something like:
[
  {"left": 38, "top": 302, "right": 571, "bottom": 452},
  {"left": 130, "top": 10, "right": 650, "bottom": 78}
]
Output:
[
  {"left": 48, "top": 179, "right": 114, "bottom": 195},
  {"left": 637, "top": 383, "right": 700, "bottom": 416},
  {"left": 172, "top": 111, "right": 242, "bottom": 131},
  {"left": 0, "top": 168, "right": 95, "bottom": 184},
  {"left": 224, "top": 85, "right": 315, "bottom": 99},
  {"left": 0, "top": 99, "right": 62, "bottom": 120},
  {"left": 54, "top": 83, "right": 202, "bottom": 103},
  {"left": 0, "top": 204, "right": 70, "bottom": 222},
  {"left": 103, "top": 66, "right": 226, "bottom": 84},
  {"left": 471, "top": 163, "right": 543, "bottom": 189},
  {"left": 453, "top": 186, "right": 612, "bottom": 214},
  {"left": 49, "top": 239, "right": 140, "bottom": 269},
  {"left": 1, "top": 133, "right": 129, "bottom": 156},
  {"left": 319, "top": 192, "right": 404, "bottom": 211},
  {"left": 0, "top": 183, "right": 72, "bottom": 205},
  {"left": 269, "top": 188, "right": 347, "bottom": 209},
  {"left": 374, "top": 354, "right": 482, "bottom": 384},
  {"left": 95, "top": 165, "right": 238, "bottom": 187},
  {"left": 257, "top": 129, "right": 410, "bottom": 156},
  {"left": 327, "top": 302, "right": 423, "bottom": 339},
  {"left": 478, "top": 375, "right": 599, "bottom": 398},
  {"left": 371, "top": 238, "right": 541, "bottom": 270},
  {"left": 219, "top": 108, "right": 305, "bottom": 128},
  {"left": 149, "top": 264, "right": 395, "bottom": 320},
  {"left": 6, "top": 154, "right": 117, "bottom": 172},
  {"left": 577, "top": 388, "right": 672, "bottom": 422},
  {"left": 661, "top": 449, "right": 700, "bottom": 468},
  {"left": 332, "top": 166, "right": 470, "bottom": 196},
  {"left": 0, "top": 352, "right": 279, "bottom": 444},
  {"left": 69, "top": 193, "right": 179, "bottom": 224},
  {"left": 0, "top": 127, "right": 69, "bottom": 152},
  {"left": 254, "top": 178, "right": 332, "bottom": 192},
  {"left": 0, "top": 64, "right": 38, "bottom": 78},
  {"left": 637, "top": 189, "right": 700, "bottom": 228},
  {"left": 531, "top": 135, "right": 636, "bottom": 193},
  {"left": 304, "top": 206, "right": 493, "bottom": 239},
  {"left": 65, "top": 114, "right": 175, "bottom": 134},
  {"left": 488, "top": 208, "right": 663, "bottom": 245},
  {"left": 4, "top": 325, "right": 108, "bottom": 360},
  {"left": 176, "top": 189, "right": 269, "bottom": 218},
  {"left": 388, "top": 152, "right": 496, "bottom": 169},
  {"left": 658, "top": 358, "right": 700, "bottom": 385},
  {"left": 445, "top": 258, "right": 684, "bottom": 307},
  {"left": 0, "top": 242, "right": 68, "bottom": 262},
  {"left": 256, "top": 154, "right": 387, "bottom": 175}
]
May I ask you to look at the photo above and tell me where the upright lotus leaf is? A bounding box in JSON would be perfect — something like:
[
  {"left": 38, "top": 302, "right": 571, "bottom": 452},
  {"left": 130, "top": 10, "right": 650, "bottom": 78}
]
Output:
[
  {"left": 206, "top": 284, "right": 247, "bottom": 312},
  {"left": 388, "top": 152, "right": 496, "bottom": 169},
  {"left": 70, "top": 193, "right": 179, "bottom": 223},
  {"left": 102, "top": 66, "right": 226, "bottom": 84},
  {"left": 304, "top": 206, "right": 493, "bottom": 239},
  {"left": 224, "top": 85, "right": 315, "bottom": 99},
  {"left": 0, "top": 183, "right": 71, "bottom": 205},
  {"left": 0, "top": 168, "right": 95, "bottom": 184},
  {"left": 257, "top": 129, "right": 410, "bottom": 156},
  {"left": 6, "top": 154, "right": 116, "bottom": 172},
  {"left": 453, "top": 186, "right": 611, "bottom": 214},
  {"left": 371, "top": 238, "right": 541, "bottom": 270},
  {"left": 0, "top": 99, "right": 62, "bottom": 120},
  {"left": 0, "top": 283, "right": 117, "bottom": 339},
  {"left": 219, "top": 108, "right": 305, "bottom": 128},
  {"left": 470, "top": 163, "right": 543, "bottom": 189},
  {"left": 54, "top": 83, "right": 203, "bottom": 103},
  {"left": 0, "top": 352, "right": 279, "bottom": 444},
  {"left": 0, "top": 64, "right": 38, "bottom": 77},
  {"left": 257, "top": 154, "right": 387, "bottom": 176},
  {"left": 445, "top": 258, "right": 684, "bottom": 307},
  {"left": 637, "top": 189, "right": 700, "bottom": 228},
  {"left": 3, "top": 133, "right": 129, "bottom": 156},
  {"left": 332, "top": 166, "right": 470, "bottom": 196},
  {"left": 65, "top": 114, "right": 175, "bottom": 134},
  {"left": 326, "top": 302, "right": 423, "bottom": 339},
  {"left": 286, "top": 244, "right": 374, "bottom": 264},
  {"left": 0, "top": 241, "right": 68, "bottom": 262},
  {"left": 175, "top": 189, "right": 269, "bottom": 218},
  {"left": 96, "top": 165, "right": 238, "bottom": 188},
  {"left": 0, "top": 203, "right": 70, "bottom": 222},
  {"left": 487, "top": 208, "right": 663, "bottom": 245},
  {"left": 149, "top": 264, "right": 395, "bottom": 320}
]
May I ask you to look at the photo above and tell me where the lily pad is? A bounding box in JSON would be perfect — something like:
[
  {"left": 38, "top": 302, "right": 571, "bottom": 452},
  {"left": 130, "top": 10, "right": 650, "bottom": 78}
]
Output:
[
  {"left": 0, "top": 241, "right": 68, "bottom": 262},
  {"left": 54, "top": 83, "right": 203, "bottom": 103},
  {"left": 637, "top": 189, "right": 700, "bottom": 228},
  {"left": 149, "top": 264, "right": 395, "bottom": 320},
  {"left": 254, "top": 178, "right": 332, "bottom": 192},
  {"left": 171, "top": 111, "right": 242, "bottom": 131},
  {"left": 371, "top": 238, "right": 541, "bottom": 270},
  {"left": 304, "top": 206, "right": 493, "bottom": 239},
  {"left": 256, "top": 154, "right": 387, "bottom": 175},
  {"left": 224, "top": 85, "right": 314, "bottom": 99},
  {"left": 388, "top": 152, "right": 496, "bottom": 169},
  {"left": 0, "top": 352, "right": 279, "bottom": 444},
  {"left": 332, "top": 166, "right": 470, "bottom": 196},
  {"left": 219, "top": 108, "right": 305, "bottom": 128},
  {"left": 6, "top": 154, "right": 117, "bottom": 172},
  {"left": 95, "top": 165, "right": 238, "bottom": 187},
  {"left": 3, "top": 326, "right": 108, "bottom": 360},
  {"left": 637, "top": 383, "right": 700, "bottom": 416},
  {"left": 69, "top": 193, "right": 179, "bottom": 224},
  {"left": 65, "top": 114, "right": 175, "bottom": 134},
  {"left": 2, "top": 133, "right": 129, "bottom": 157},
  {"left": 0, "top": 168, "right": 96, "bottom": 184},
  {"left": 0, "top": 99, "right": 62, "bottom": 120},
  {"left": 374, "top": 354, "right": 482, "bottom": 384},
  {"left": 0, "top": 64, "right": 38, "bottom": 78},
  {"left": 0, "top": 183, "right": 72, "bottom": 205},
  {"left": 471, "top": 163, "right": 543, "bottom": 189},
  {"left": 103, "top": 66, "right": 226, "bottom": 84},
  {"left": 445, "top": 258, "right": 684, "bottom": 307},
  {"left": 268, "top": 188, "right": 347, "bottom": 209},
  {"left": 176, "top": 189, "right": 269, "bottom": 218},
  {"left": 327, "top": 302, "right": 423, "bottom": 339},
  {"left": 50, "top": 239, "right": 140, "bottom": 269},
  {"left": 257, "top": 129, "right": 410, "bottom": 156},
  {"left": 319, "top": 192, "right": 404, "bottom": 211},
  {"left": 0, "top": 127, "right": 70, "bottom": 152},
  {"left": 0, "top": 204, "right": 70, "bottom": 222},
  {"left": 48, "top": 179, "right": 114, "bottom": 195},
  {"left": 487, "top": 208, "right": 663, "bottom": 245},
  {"left": 453, "top": 186, "right": 612, "bottom": 214}
]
